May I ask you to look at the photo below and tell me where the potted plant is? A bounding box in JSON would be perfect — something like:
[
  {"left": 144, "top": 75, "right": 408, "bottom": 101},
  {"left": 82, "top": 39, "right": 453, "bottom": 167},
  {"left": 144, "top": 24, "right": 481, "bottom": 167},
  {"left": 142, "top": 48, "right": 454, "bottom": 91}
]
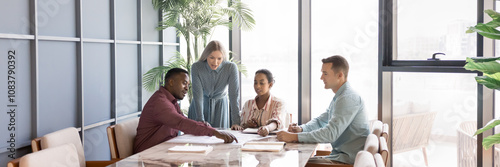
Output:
[
  {"left": 465, "top": 9, "right": 500, "bottom": 149},
  {"left": 143, "top": 0, "right": 255, "bottom": 103}
]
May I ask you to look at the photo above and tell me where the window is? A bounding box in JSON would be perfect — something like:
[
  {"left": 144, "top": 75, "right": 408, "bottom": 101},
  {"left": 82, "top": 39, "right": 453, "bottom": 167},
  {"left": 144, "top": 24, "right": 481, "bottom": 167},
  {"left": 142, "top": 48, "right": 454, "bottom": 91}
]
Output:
[
  {"left": 388, "top": 0, "right": 480, "bottom": 166},
  {"left": 396, "top": 0, "right": 476, "bottom": 60},
  {"left": 311, "top": 0, "right": 379, "bottom": 121},
  {"left": 392, "top": 72, "right": 477, "bottom": 166},
  {"left": 241, "top": 0, "right": 298, "bottom": 123}
]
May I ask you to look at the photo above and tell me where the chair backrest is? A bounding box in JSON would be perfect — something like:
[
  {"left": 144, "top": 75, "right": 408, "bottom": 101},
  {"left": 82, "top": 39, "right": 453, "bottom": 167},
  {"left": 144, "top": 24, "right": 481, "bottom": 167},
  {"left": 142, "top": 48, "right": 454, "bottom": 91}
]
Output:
[
  {"left": 374, "top": 153, "right": 384, "bottom": 167},
  {"left": 35, "top": 127, "right": 86, "bottom": 167},
  {"left": 7, "top": 158, "right": 20, "bottom": 167},
  {"left": 371, "top": 120, "right": 383, "bottom": 137},
  {"left": 20, "top": 143, "right": 80, "bottom": 167},
  {"left": 107, "top": 117, "right": 140, "bottom": 159},
  {"left": 457, "top": 121, "right": 477, "bottom": 167},
  {"left": 379, "top": 136, "right": 389, "bottom": 166},
  {"left": 107, "top": 125, "right": 119, "bottom": 159},
  {"left": 353, "top": 151, "right": 376, "bottom": 167},
  {"left": 381, "top": 123, "right": 389, "bottom": 142},
  {"left": 393, "top": 112, "right": 436, "bottom": 154},
  {"left": 364, "top": 134, "right": 379, "bottom": 155},
  {"left": 31, "top": 137, "right": 42, "bottom": 152}
]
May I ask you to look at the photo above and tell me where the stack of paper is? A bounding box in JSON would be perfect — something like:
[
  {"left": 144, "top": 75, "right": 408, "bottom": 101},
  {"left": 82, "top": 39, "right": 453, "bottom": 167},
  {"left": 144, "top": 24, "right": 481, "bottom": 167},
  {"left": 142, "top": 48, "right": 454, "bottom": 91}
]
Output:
[
  {"left": 168, "top": 145, "right": 213, "bottom": 154},
  {"left": 241, "top": 142, "right": 285, "bottom": 152},
  {"left": 242, "top": 128, "right": 279, "bottom": 134}
]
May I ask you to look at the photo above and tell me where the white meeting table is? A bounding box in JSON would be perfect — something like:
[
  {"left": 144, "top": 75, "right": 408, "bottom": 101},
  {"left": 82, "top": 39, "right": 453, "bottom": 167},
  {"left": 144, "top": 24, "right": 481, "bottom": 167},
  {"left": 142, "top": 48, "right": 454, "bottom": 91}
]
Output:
[{"left": 106, "top": 130, "right": 318, "bottom": 167}]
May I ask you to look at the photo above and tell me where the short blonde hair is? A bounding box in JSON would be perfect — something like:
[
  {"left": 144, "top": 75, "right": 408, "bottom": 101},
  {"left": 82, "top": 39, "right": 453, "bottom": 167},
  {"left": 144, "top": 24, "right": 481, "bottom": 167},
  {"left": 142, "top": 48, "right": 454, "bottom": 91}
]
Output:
[{"left": 198, "top": 40, "right": 228, "bottom": 62}]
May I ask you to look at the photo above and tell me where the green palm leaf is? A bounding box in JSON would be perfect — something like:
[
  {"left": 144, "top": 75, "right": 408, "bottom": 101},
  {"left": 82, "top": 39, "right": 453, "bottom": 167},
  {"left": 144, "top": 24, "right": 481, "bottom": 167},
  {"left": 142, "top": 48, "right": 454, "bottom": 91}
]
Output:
[
  {"left": 482, "top": 133, "right": 500, "bottom": 150},
  {"left": 142, "top": 54, "right": 186, "bottom": 92},
  {"left": 474, "top": 119, "right": 500, "bottom": 136},
  {"left": 223, "top": 0, "right": 255, "bottom": 31},
  {"left": 464, "top": 57, "right": 500, "bottom": 74},
  {"left": 466, "top": 9, "right": 500, "bottom": 39},
  {"left": 475, "top": 74, "right": 500, "bottom": 90}
]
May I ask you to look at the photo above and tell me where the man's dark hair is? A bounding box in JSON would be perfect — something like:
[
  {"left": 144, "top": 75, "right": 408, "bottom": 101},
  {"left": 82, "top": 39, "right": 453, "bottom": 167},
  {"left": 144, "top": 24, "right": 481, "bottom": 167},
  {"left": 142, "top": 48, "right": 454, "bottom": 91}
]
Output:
[
  {"left": 321, "top": 55, "right": 349, "bottom": 79},
  {"left": 164, "top": 68, "right": 189, "bottom": 83},
  {"left": 255, "top": 69, "right": 275, "bottom": 83}
]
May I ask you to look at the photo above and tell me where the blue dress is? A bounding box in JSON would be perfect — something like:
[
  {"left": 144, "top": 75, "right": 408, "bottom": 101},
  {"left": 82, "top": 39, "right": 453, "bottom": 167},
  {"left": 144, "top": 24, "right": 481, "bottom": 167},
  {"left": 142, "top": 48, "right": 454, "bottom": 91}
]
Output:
[{"left": 188, "top": 61, "right": 241, "bottom": 128}]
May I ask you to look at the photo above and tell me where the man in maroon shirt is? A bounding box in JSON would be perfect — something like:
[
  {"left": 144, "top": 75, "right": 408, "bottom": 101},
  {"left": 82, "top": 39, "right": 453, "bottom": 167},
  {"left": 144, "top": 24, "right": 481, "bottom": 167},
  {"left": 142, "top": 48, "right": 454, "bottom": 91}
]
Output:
[{"left": 134, "top": 68, "right": 238, "bottom": 153}]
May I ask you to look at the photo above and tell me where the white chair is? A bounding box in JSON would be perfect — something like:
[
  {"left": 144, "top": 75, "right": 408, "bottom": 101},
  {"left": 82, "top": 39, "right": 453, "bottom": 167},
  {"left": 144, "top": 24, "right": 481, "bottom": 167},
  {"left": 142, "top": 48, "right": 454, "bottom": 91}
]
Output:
[
  {"left": 364, "top": 134, "right": 379, "bottom": 155},
  {"left": 371, "top": 121, "right": 383, "bottom": 137},
  {"left": 306, "top": 121, "right": 390, "bottom": 167},
  {"left": 106, "top": 117, "right": 140, "bottom": 159},
  {"left": 393, "top": 112, "right": 436, "bottom": 166},
  {"left": 373, "top": 153, "right": 385, "bottom": 167},
  {"left": 353, "top": 151, "right": 376, "bottom": 167}
]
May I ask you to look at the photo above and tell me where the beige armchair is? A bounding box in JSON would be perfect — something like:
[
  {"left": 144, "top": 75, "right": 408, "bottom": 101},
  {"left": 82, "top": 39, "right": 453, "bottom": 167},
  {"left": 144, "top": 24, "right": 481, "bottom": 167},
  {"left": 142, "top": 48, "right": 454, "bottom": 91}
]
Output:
[
  {"left": 31, "top": 127, "right": 116, "bottom": 167},
  {"left": 106, "top": 117, "right": 140, "bottom": 159},
  {"left": 457, "top": 121, "right": 500, "bottom": 167},
  {"left": 8, "top": 143, "right": 79, "bottom": 167},
  {"left": 392, "top": 112, "right": 437, "bottom": 167}
]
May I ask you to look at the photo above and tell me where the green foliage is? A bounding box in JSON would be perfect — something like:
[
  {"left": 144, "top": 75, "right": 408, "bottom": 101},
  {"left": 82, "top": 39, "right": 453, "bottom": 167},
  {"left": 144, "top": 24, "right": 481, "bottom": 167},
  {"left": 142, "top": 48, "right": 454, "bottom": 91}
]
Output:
[
  {"left": 142, "top": 53, "right": 187, "bottom": 93},
  {"left": 464, "top": 57, "right": 500, "bottom": 90},
  {"left": 143, "top": 0, "right": 255, "bottom": 102},
  {"left": 467, "top": 9, "right": 500, "bottom": 39},
  {"left": 465, "top": 57, "right": 500, "bottom": 150},
  {"left": 474, "top": 119, "right": 500, "bottom": 149},
  {"left": 466, "top": 9, "right": 500, "bottom": 150}
]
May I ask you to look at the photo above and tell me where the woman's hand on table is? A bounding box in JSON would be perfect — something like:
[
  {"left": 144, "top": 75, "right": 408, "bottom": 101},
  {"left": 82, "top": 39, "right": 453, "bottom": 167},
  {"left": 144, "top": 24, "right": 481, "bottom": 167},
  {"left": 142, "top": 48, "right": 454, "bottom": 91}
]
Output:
[
  {"left": 213, "top": 130, "right": 238, "bottom": 143},
  {"left": 231, "top": 124, "right": 244, "bottom": 131},
  {"left": 246, "top": 118, "right": 258, "bottom": 128},
  {"left": 257, "top": 126, "right": 269, "bottom": 137}
]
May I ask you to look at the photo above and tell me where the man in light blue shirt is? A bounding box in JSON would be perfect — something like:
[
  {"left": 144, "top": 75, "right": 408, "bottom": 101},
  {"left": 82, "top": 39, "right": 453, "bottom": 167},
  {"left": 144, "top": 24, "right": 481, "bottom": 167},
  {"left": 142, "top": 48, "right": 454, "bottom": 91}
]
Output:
[{"left": 277, "top": 55, "right": 370, "bottom": 164}]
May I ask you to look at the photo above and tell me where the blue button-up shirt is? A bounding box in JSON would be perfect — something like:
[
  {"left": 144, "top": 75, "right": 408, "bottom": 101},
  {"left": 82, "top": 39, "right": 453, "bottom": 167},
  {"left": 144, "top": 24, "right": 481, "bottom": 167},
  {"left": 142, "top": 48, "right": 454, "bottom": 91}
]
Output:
[{"left": 298, "top": 82, "right": 369, "bottom": 164}]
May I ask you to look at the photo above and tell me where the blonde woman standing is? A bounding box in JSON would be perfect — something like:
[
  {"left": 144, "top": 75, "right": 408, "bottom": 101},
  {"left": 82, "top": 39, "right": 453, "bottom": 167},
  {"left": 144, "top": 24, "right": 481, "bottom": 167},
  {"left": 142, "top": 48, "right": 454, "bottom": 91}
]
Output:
[{"left": 188, "top": 40, "right": 241, "bottom": 129}]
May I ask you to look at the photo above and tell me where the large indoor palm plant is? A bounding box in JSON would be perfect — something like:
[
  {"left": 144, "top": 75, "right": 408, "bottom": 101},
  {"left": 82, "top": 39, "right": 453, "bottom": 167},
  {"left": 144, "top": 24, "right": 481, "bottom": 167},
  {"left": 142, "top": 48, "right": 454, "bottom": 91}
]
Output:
[
  {"left": 465, "top": 9, "right": 500, "bottom": 149},
  {"left": 143, "top": 0, "right": 254, "bottom": 102}
]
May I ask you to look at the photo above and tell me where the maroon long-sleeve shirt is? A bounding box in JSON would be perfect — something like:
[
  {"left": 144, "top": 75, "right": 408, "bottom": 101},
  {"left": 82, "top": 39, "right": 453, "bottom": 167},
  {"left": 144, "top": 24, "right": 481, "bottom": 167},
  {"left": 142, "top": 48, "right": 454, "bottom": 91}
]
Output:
[{"left": 133, "top": 87, "right": 215, "bottom": 153}]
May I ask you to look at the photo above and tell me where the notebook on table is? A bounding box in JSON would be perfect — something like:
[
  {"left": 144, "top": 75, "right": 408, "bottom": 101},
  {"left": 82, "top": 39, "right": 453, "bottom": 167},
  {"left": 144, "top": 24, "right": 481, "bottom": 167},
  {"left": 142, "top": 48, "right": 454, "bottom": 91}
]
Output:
[
  {"left": 241, "top": 141, "right": 286, "bottom": 152},
  {"left": 168, "top": 145, "right": 213, "bottom": 154},
  {"left": 242, "top": 128, "right": 279, "bottom": 134}
]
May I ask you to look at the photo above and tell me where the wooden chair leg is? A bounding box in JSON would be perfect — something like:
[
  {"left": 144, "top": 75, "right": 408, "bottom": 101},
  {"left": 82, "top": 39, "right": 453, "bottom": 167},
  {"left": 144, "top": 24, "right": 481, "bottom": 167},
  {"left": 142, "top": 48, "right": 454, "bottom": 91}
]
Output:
[{"left": 422, "top": 147, "right": 429, "bottom": 167}]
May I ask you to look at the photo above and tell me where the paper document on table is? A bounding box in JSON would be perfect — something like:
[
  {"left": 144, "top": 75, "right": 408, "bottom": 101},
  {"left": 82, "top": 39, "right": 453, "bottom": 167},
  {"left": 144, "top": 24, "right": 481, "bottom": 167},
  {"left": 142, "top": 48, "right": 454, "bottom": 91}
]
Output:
[
  {"left": 166, "top": 135, "right": 224, "bottom": 144},
  {"left": 168, "top": 145, "right": 213, "bottom": 154},
  {"left": 242, "top": 128, "right": 279, "bottom": 134},
  {"left": 241, "top": 141, "right": 285, "bottom": 152}
]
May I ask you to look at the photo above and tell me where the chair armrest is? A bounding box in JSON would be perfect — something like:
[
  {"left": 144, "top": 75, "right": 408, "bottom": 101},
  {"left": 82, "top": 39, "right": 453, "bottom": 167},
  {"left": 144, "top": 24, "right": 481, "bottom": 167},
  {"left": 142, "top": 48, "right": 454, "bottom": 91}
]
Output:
[
  {"left": 31, "top": 137, "right": 42, "bottom": 152},
  {"left": 7, "top": 158, "right": 21, "bottom": 167},
  {"left": 315, "top": 150, "right": 332, "bottom": 156},
  {"left": 315, "top": 143, "right": 333, "bottom": 156},
  {"left": 379, "top": 137, "right": 389, "bottom": 166}
]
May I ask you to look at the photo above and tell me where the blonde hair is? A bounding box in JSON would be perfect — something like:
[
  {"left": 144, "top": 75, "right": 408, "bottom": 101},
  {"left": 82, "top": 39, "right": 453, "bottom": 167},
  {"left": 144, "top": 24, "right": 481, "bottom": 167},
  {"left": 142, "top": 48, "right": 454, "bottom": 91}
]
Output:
[{"left": 198, "top": 40, "right": 228, "bottom": 62}]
